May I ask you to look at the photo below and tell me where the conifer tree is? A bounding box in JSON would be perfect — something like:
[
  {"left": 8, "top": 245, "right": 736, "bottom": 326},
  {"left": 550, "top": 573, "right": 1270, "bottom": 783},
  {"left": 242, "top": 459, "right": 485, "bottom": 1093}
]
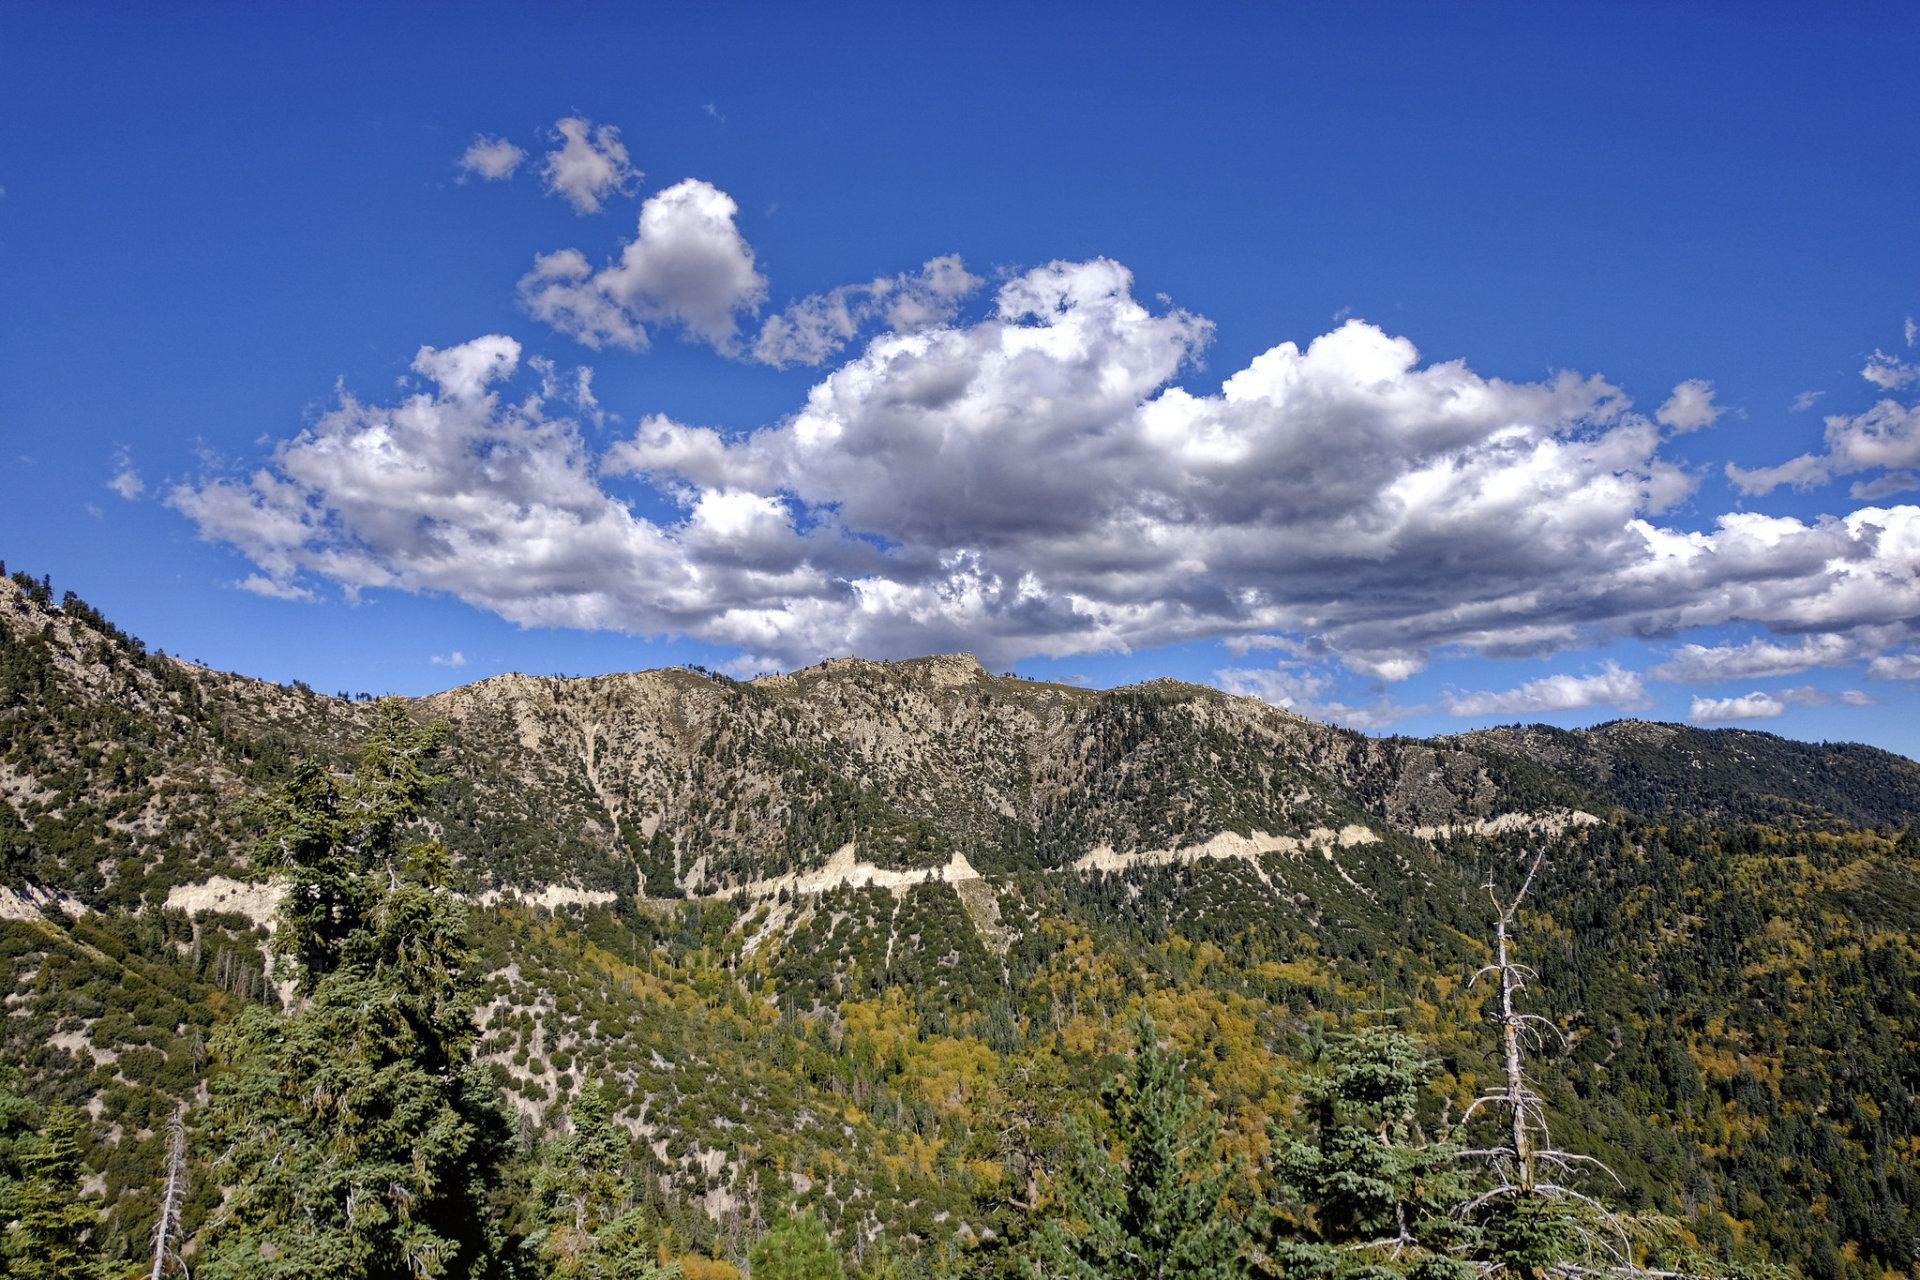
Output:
[
  {"left": 7, "top": 1105, "right": 105, "bottom": 1280},
  {"left": 1261, "top": 1025, "right": 1470, "bottom": 1280},
  {"left": 748, "top": 1211, "right": 846, "bottom": 1280},
  {"left": 529, "top": 1089, "right": 680, "bottom": 1280},
  {"left": 1030, "top": 1013, "right": 1245, "bottom": 1280},
  {"left": 195, "top": 700, "right": 516, "bottom": 1280},
  {"left": 0, "top": 1065, "right": 34, "bottom": 1223}
]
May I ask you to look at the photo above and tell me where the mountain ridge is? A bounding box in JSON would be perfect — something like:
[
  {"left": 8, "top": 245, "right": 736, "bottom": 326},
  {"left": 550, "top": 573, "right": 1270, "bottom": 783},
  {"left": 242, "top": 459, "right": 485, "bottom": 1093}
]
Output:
[{"left": 10, "top": 566, "right": 1920, "bottom": 913}]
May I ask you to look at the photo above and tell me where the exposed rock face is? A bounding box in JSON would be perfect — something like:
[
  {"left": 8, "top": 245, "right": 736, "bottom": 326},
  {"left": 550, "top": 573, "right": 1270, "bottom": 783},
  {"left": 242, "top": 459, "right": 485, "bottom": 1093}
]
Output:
[{"left": 407, "top": 652, "right": 1472, "bottom": 902}]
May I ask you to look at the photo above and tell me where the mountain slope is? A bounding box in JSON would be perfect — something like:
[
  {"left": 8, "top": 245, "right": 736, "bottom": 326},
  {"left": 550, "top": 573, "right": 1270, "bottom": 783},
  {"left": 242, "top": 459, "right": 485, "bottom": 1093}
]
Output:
[{"left": 2, "top": 567, "right": 1916, "bottom": 1280}]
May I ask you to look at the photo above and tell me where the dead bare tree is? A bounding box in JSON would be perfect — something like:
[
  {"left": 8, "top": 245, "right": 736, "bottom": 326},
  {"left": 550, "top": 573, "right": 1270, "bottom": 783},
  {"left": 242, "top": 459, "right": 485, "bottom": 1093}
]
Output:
[
  {"left": 1457, "top": 850, "right": 1641, "bottom": 1279},
  {"left": 150, "top": 1103, "right": 190, "bottom": 1280}
]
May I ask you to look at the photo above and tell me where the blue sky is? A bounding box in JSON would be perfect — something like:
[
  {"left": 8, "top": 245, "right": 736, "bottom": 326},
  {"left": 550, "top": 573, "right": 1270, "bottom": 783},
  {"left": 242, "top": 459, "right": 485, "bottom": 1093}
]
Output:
[{"left": 5, "top": 3, "right": 1920, "bottom": 753}]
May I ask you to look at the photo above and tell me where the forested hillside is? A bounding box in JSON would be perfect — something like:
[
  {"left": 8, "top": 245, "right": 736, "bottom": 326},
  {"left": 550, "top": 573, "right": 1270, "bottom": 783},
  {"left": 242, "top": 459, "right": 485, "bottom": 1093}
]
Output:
[{"left": 1, "top": 567, "right": 1915, "bottom": 1280}]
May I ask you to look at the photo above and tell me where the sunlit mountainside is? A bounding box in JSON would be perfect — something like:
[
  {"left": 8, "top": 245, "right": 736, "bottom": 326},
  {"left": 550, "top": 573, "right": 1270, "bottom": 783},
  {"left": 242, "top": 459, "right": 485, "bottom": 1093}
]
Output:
[{"left": 2, "top": 566, "right": 1915, "bottom": 1280}]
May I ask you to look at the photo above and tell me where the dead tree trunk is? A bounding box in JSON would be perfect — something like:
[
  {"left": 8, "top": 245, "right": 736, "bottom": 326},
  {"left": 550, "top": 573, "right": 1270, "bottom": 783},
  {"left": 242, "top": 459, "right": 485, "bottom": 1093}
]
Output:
[
  {"left": 149, "top": 1104, "right": 189, "bottom": 1280},
  {"left": 1461, "top": 850, "right": 1636, "bottom": 1277}
]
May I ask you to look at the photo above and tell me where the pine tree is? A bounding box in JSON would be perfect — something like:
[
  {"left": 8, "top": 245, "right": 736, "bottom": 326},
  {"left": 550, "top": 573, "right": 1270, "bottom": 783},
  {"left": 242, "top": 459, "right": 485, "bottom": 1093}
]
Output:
[
  {"left": 748, "top": 1211, "right": 846, "bottom": 1280},
  {"left": 7, "top": 1105, "right": 104, "bottom": 1280},
  {"left": 195, "top": 700, "right": 516, "bottom": 1280},
  {"left": 529, "top": 1090, "right": 680, "bottom": 1280},
  {"left": 1262, "top": 1025, "right": 1470, "bottom": 1280},
  {"left": 0, "top": 1064, "right": 35, "bottom": 1223},
  {"left": 1030, "top": 1013, "right": 1245, "bottom": 1280}
]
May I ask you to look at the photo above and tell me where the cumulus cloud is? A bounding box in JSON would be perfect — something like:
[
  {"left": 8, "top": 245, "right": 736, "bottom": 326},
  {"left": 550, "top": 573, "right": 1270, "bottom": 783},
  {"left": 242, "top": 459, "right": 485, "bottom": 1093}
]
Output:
[
  {"left": 1214, "top": 665, "right": 1420, "bottom": 731},
  {"left": 542, "top": 118, "right": 637, "bottom": 214},
  {"left": 173, "top": 261, "right": 1920, "bottom": 681},
  {"left": 1851, "top": 470, "right": 1920, "bottom": 500},
  {"left": 458, "top": 135, "right": 526, "bottom": 181},
  {"left": 1869, "top": 652, "right": 1920, "bottom": 680},
  {"left": 520, "top": 179, "right": 766, "bottom": 352},
  {"left": 1863, "top": 349, "right": 1919, "bottom": 391},
  {"left": 1726, "top": 453, "right": 1829, "bottom": 495},
  {"left": 430, "top": 650, "right": 467, "bottom": 667},
  {"left": 1342, "top": 651, "right": 1427, "bottom": 682},
  {"left": 107, "top": 450, "right": 144, "bottom": 500},
  {"left": 1686, "top": 684, "right": 1863, "bottom": 723},
  {"left": 1648, "top": 633, "right": 1862, "bottom": 683},
  {"left": 1688, "top": 690, "right": 1787, "bottom": 723},
  {"left": 238, "top": 574, "right": 314, "bottom": 601},
  {"left": 1728, "top": 398, "right": 1920, "bottom": 496},
  {"left": 752, "top": 256, "right": 983, "bottom": 367},
  {"left": 1656, "top": 380, "right": 1722, "bottom": 433},
  {"left": 1733, "top": 325, "right": 1920, "bottom": 497},
  {"left": 171, "top": 334, "right": 831, "bottom": 638},
  {"left": 1443, "top": 663, "right": 1649, "bottom": 717},
  {"left": 528, "top": 356, "right": 607, "bottom": 427}
]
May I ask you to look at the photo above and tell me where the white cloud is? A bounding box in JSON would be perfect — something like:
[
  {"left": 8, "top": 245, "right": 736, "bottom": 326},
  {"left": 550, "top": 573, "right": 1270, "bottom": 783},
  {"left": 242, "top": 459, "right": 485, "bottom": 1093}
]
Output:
[
  {"left": 1825, "top": 400, "right": 1920, "bottom": 471},
  {"left": 528, "top": 356, "right": 607, "bottom": 427},
  {"left": 1342, "top": 652, "right": 1427, "bottom": 682},
  {"left": 1222, "top": 633, "right": 1306, "bottom": 658},
  {"left": 238, "top": 574, "right": 314, "bottom": 601},
  {"left": 752, "top": 256, "right": 982, "bottom": 367},
  {"left": 1214, "top": 665, "right": 1420, "bottom": 731},
  {"left": 1868, "top": 652, "right": 1920, "bottom": 680},
  {"left": 1648, "top": 633, "right": 1861, "bottom": 683},
  {"left": 1686, "top": 684, "right": 1856, "bottom": 723},
  {"left": 172, "top": 262, "right": 1920, "bottom": 679},
  {"left": 1728, "top": 399, "right": 1920, "bottom": 496},
  {"left": 172, "top": 334, "right": 825, "bottom": 638},
  {"left": 1687, "top": 691, "right": 1786, "bottom": 723},
  {"left": 520, "top": 178, "right": 766, "bottom": 352},
  {"left": 541, "top": 117, "right": 638, "bottom": 214},
  {"left": 430, "top": 650, "right": 467, "bottom": 667},
  {"left": 1734, "top": 324, "right": 1920, "bottom": 496},
  {"left": 1907, "top": 316, "right": 1917, "bottom": 348},
  {"left": 1656, "top": 379, "right": 1721, "bottom": 433},
  {"left": 1725, "top": 453, "right": 1830, "bottom": 496},
  {"left": 1443, "top": 663, "right": 1649, "bottom": 717},
  {"left": 1863, "top": 349, "right": 1919, "bottom": 391},
  {"left": 107, "top": 451, "right": 144, "bottom": 500},
  {"left": 458, "top": 135, "right": 526, "bottom": 181},
  {"left": 1790, "top": 390, "right": 1825, "bottom": 412},
  {"left": 1851, "top": 470, "right": 1920, "bottom": 500}
]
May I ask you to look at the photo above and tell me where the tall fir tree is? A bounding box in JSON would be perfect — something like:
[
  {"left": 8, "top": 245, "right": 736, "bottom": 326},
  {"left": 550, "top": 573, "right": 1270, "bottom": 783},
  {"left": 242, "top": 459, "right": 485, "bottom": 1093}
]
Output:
[
  {"left": 528, "top": 1089, "right": 681, "bottom": 1280},
  {"left": 6, "top": 1104, "right": 105, "bottom": 1280},
  {"left": 194, "top": 700, "right": 516, "bottom": 1280},
  {"left": 1030, "top": 1013, "right": 1245, "bottom": 1280},
  {"left": 1262, "top": 1025, "right": 1470, "bottom": 1280},
  {"left": 748, "top": 1212, "right": 846, "bottom": 1280}
]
